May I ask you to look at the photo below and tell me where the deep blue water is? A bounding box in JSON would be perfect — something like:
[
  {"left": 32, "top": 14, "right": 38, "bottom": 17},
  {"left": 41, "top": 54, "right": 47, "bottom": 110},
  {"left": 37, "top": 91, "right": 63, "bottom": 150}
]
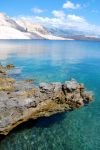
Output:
[{"left": 0, "top": 40, "right": 100, "bottom": 150}]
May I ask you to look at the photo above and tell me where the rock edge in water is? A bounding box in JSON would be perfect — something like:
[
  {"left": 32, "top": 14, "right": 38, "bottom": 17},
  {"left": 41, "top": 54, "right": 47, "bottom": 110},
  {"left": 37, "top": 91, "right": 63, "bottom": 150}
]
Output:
[{"left": 0, "top": 65, "right": 93, "bottom": 135}]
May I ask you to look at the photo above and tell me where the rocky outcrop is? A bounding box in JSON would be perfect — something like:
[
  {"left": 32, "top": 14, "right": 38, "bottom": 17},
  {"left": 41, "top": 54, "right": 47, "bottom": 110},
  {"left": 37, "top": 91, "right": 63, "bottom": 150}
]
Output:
[{"left": 0, "top": 65, "right": 93, "bottom": 135}]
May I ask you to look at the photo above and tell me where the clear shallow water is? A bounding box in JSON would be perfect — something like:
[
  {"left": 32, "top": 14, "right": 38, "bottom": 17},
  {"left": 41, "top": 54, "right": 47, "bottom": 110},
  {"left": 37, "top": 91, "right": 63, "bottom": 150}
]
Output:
[{"left": 0, "top": 40, "right": 100, "bottom": 150}]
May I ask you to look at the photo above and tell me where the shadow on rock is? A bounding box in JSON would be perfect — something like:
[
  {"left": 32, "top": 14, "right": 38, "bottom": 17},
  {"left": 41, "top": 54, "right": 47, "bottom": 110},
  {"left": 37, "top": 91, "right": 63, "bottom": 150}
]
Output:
[
  {"left": 0, "top": 112, "right": 66, "bottom": 141},
  {"left": 13, "top": 112, "right": 66, "bottom": 132}
]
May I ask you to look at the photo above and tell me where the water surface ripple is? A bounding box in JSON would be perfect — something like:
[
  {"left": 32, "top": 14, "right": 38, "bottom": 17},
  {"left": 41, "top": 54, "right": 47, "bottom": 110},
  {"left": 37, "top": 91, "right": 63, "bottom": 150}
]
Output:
[{"left": 0, "top": 40, "right": 100, "bottom": 150}]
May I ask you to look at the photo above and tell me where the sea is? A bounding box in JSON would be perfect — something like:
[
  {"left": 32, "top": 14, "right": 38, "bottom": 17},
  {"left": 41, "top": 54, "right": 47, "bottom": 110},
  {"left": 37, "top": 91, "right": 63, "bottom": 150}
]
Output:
[{"left": 0, "top": 40, "right": 100, "bottom": 150}]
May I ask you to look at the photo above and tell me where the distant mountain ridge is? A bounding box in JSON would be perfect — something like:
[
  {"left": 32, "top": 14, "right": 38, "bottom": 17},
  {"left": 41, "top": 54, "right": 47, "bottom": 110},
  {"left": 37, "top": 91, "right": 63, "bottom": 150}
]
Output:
[
  {"left": 48, "top": 27, "right": 100, "bottom": 41},
  {"left": 0, "top": 13, "right": 72, "bottom": 40},
  {"left": 0, "top": 13, "right": 100, "bottom": 41}
]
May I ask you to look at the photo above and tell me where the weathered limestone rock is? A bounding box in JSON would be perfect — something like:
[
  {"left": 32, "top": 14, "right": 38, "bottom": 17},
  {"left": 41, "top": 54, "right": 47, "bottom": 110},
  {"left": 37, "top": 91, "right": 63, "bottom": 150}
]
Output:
[{"left": 0, "top": 65, "right": 93, "bottom": 135}]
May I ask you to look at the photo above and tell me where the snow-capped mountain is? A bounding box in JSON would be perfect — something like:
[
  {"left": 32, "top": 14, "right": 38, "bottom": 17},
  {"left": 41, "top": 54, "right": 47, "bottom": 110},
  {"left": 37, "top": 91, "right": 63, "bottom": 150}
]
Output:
[
  {"left": 0, "top": 12, "right": 99, "bottom": 41},
  {"left": 47, "top": 27, "right": 100, "bottom": 41},
  {"left": 0, "top": 13, "right": 72, "bottom": 40}
]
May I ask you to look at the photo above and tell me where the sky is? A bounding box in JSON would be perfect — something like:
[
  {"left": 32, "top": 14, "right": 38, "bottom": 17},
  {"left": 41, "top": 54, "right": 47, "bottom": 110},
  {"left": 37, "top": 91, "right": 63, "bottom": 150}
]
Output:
[{"left": 0, "top": 0, "right": 100, "bottom": 34}]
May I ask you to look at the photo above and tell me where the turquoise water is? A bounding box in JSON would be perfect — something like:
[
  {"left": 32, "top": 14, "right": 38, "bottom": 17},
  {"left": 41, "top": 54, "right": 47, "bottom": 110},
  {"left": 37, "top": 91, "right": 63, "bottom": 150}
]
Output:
[{"left": 0, "top": 40, "right": 100, "bottom": 150}]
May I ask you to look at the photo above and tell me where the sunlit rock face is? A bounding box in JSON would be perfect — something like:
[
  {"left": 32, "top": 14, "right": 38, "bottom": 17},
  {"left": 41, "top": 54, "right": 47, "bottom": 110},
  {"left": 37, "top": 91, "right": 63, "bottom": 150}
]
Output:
[{"left": 0, "top": 65, "right": 93, "bottom": 135}]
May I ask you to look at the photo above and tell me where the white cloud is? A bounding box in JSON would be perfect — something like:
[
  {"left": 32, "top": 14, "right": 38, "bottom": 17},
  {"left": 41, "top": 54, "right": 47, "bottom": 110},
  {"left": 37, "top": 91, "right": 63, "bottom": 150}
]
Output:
[
  {"left": 52, "top": 10, "right": 65, "bottom": 18},
  {"left": 26, "top": 14, "right": 87, "bottom": 30},
  {"left": 31, "top": 7, "right": 44, "bottom": 14},
  {"left": 63, "top": 1, "right": 81, "bottom": 9},
  {"left": 67, "top": 15, "right": 85, "bottom": 22},
  {"left": 17, "top": 13, "right": 100, "bottom": 37}
]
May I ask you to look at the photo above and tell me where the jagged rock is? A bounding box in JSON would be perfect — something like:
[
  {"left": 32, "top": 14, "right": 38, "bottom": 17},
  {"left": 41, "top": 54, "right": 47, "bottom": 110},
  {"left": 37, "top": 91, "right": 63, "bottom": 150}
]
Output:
[
  {"left": 64, "top": 79, "right": 79, "bottom": 91},
  {"left": 39, "top": 83, "right": 54, "bottom": 91},
  {"left": 0, "top": 65, "right": 93, "bottom": 135},
  {"left": 6, "top": 64, "right": 15, "bottom": 70},
  {"left": 0, "top": 77, "right": 15, "bottom": 91},
  {"left": 0, "top": 65, "right": 7, "bottom": 76},
  {"left": 52, "top": 82, "right": 62, "bottom": 92}
]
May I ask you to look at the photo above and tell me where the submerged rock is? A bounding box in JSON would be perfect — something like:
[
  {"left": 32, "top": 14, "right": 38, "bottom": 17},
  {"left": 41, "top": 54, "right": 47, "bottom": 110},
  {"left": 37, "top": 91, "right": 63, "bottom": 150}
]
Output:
[
  {"left": 0, "top": 65, "right": 93, "bottom": 135},
  {"left": 6, "top": 64, "right": 15, "bottom": 70}
]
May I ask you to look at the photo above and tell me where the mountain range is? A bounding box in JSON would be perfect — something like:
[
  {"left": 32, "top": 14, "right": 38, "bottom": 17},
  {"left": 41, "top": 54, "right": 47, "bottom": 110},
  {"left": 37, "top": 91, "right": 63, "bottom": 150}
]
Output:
[{"left": 0, "top": 13, "right": 100, "bottom": 41}]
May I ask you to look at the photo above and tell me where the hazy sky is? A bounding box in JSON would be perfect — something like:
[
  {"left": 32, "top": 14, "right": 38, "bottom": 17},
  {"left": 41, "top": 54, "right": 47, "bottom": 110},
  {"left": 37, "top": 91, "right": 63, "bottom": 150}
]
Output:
[{"left": 0, "top": 0, "right": 100, "bottom": 34}]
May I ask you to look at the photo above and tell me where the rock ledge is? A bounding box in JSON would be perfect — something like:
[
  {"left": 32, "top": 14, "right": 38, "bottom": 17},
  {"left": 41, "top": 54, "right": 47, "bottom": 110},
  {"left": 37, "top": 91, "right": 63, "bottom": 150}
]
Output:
[{"left": 0, "top": 65, "right": 93, "bottom": 135}]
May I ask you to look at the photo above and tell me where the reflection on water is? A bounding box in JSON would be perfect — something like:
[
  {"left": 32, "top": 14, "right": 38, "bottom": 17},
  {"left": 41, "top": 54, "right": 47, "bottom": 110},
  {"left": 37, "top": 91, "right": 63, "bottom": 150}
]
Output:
[
  {"left": 0, "top": 40, "right": 100, "bottom": 61},
  {"left": 0, "top": 40, "right": 100, "bottom": 150}
]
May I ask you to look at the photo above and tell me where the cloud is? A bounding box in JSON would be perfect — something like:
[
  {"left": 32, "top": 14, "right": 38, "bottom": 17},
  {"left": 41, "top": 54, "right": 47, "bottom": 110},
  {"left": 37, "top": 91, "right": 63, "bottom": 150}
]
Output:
[
  {"left": 63, "top": 1, "right": 81, "bottom": 9},
  {"left": 52, "top": 10, "right": 65, "bottom": 18},
  {"left": 26, "top": 14, "right": 88, "bottom": 30},
  {"left": 31, "top": 7, "right": 44, "bottom": 14},
  {"left": 17, "top": 12, "right": 100, "bottom": 37},
  {"left": 67, "top": 15, "right": 85, "bottom": 22}
]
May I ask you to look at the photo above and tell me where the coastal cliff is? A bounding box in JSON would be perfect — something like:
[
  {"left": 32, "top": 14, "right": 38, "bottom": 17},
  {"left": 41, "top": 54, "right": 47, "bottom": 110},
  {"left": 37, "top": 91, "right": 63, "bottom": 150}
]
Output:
[{"left": 0, "top": 65, "right": 93, "bottom": 135}]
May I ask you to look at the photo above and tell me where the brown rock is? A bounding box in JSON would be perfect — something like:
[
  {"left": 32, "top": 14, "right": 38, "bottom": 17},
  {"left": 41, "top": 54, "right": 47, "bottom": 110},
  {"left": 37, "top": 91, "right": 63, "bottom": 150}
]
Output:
[
  {"left": 6, "top": 64, "right": 15, "bottom": 70},
  {"left": 0, "top": 65, "right": 93, "bottom": 135}
]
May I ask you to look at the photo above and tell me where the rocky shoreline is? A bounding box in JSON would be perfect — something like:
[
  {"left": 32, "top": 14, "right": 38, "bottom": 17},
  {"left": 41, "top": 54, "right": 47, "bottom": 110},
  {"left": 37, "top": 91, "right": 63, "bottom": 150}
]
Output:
[{"left": 0, "top": 64, "right": 93, "bottom": 135}]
